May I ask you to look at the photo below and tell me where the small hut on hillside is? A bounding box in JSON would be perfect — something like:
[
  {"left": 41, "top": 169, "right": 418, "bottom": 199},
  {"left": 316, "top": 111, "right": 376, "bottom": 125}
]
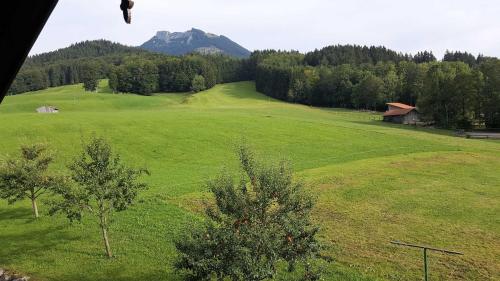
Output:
[
  {"left": 36, "top": 106, "right": 59, "bottom": 113},
  {"left": 383, "top": 103, "right": 419, "bottom": 124}
]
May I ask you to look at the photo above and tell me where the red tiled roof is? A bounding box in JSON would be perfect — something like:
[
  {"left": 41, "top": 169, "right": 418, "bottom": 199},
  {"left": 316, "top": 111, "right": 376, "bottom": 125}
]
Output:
[
  {"left": 383, "top": 108, "right": 416, "bottom": 117},
  {"left": 387, "top": 103, "right": 415, "bottom": 109}
]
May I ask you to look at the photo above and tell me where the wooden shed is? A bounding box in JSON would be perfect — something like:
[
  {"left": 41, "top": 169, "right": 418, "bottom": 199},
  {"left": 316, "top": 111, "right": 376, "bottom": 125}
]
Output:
[{"left": 383, "top": 103, "right": 419, "bottom": 124}]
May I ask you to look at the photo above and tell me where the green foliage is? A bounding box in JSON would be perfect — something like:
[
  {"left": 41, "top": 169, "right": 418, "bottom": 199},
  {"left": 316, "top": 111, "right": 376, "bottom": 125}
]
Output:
[
  {"left": 10, "top": 40, "right": 249, "bottom": 96},
  {"left": 109, "top": 54, "right": 246, "bottom": 94},
  {"left": 191, "top": 75, "right": 206, "bottom": 93},
  {"left": 50, "top": 136, "right": 149, "bottom": 258},
  {"left": 418, "top": 62, "right": 485, "bottom": 128},
  {"left": 413, "top": 51, "right": 437, "bottom": 63},
  {"left": 304, "top": 45, "right": 411, "bottom": 66},
  {"left": 397, "top": 61, "right": 427, "bottom": 105},
  {"left": 443, "top": 50, "right": 477, "bottom": 66},
  {"left": 175, "top": 145, "right": 321, "bottom": 281},
  {"left": 352, "top": 74, "right": 384, "bottom": 110},
  {"left": 287, "top": 67, "right": 319, "bottom": 104},
  {"left": 8, "top": 69, "right": 48, "bottom": 94},
  {"left": 254, "top": 51, "right": 304, "bottom": 101},
  {"left": 115, "top": 60, "right": 159, "bottom": 95},
  {"left": 479, "top": 59, "right": 500, "bottom": 128},
  {"left": 8, "top": 40, "right": 145, "bottom": 95},
  {"left": 0, "top": 144, "right": 61, "bottom": 218},
  {"left": 26, "top": 40, "right": 145, "bottom": 66},
  {"left": 255, "top": 48, "right": 500, "bottom": 128},
  {"left": 81, "top": 62, "right": 99, "bottom": 92},
  {"left": 108, "top": 69, "right": 119, "bottom": 92}
]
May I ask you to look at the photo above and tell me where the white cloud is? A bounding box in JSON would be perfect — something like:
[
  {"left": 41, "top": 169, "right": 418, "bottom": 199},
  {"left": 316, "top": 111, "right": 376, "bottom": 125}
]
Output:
[{"left": 31, "top": 0, "right": 500, "bottom": 58}]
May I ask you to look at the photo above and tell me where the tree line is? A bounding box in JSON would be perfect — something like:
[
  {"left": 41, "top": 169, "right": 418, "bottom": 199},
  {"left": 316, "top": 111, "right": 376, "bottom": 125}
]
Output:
[
  {"left": 109, "top": 54, "right": 251, "bottom": 95},
  {"left": 253, "top": 48, "right": 500, "bottom": 129},
  {"left": 8, "top": 40, "right": 251, "bottom": 96},
  {"left": 9, "top": 53, "right": 250, "bottom": 96}
]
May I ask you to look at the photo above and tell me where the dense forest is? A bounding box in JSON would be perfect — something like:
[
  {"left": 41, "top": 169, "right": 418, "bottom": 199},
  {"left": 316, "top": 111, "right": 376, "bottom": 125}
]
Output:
[
  {"left": 253, "top": 47, "right": 500, "bottom": 129},
  {"left": 9, "top": 41, "right": 500, "bottom": 129},
  {"left": 9, "top": 40, "right": 250, "bottom": 96}
]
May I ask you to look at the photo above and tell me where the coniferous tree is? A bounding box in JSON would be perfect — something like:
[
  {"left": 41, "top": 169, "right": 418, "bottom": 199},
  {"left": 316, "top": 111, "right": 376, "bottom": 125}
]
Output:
[
  {"left": 443, "top": 50, "right": 477, "bottom": 67},
  {"left": 413, "top": 51, "right": 437, "bottom": 63}
]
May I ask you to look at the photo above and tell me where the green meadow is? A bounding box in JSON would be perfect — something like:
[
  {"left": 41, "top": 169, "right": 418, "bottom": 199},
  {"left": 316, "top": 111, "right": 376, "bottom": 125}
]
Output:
[{"left": 0, "top": 81, "right": 499, "bottom": 281}]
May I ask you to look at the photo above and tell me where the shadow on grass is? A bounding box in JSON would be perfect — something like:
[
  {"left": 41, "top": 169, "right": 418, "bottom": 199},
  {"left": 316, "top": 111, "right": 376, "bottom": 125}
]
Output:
[
  {"left": 0, "top": 225, "right": 80, "bottom": 265},
  {"left": 351, "top": 119, "right": 456, "bottom": 137},
  {"left": 55, "top": 268, "right": 181, "bottom": 281},
  {"left": 0, "top": 207, "right": 32, "bottom": 221}
]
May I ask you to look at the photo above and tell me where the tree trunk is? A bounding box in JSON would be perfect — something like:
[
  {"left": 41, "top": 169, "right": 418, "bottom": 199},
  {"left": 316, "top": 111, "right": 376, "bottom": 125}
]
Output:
[
  {"left": 31, "top": 198, "right": 39, "bottom": 219},
  {"left": 100, "top": 216, "right": 113, "bottom": 258}
]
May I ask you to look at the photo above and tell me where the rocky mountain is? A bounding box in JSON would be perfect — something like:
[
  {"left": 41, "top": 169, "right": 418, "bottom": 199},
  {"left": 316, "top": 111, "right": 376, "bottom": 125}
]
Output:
[{"left": 140, "top": 28, "right": 251, "bottom": 58}]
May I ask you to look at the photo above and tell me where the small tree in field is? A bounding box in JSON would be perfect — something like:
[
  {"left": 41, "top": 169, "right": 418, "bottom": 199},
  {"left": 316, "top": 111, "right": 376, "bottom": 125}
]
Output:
[
  {"left": 0, "top": 144, "right": 61, "bottom": 219},
  {"left": 50, "top": 137, "right": 148, "bottom": 258},
  {"left": 175, "top": 145, "right": 321, "bottom": 281}
]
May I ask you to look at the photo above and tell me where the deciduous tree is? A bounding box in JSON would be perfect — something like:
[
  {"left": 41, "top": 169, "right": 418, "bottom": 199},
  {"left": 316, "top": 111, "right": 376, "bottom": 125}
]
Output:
[
  {"left": 191, "top": 75, "right": 206, "bottom": 93},
  {"left": 352, "top": 73, "right": 384, "bottom": 110},
  {"left": 50, "top": 137, "right": 148, "bottom": 258},
  {"left": 175, "top": 145, "right": 321, "bottom": 281},
  {"left": 0, "top": 144, "right": 61, "bottom": 218},
  {"left": 81, "top": 62, "right": 99, "bottom": 92}
]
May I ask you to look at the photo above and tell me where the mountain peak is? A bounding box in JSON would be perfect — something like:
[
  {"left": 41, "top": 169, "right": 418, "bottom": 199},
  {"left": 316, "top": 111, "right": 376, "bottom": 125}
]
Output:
[
  {"left": 155, "top": 31, "right": 171, "bottom": 40},
  {"left": 190, "top": 28, "right": 205, "bottom": 34},
  {"left": 141, "top": 28, "right": 250, "bottom": 58}
]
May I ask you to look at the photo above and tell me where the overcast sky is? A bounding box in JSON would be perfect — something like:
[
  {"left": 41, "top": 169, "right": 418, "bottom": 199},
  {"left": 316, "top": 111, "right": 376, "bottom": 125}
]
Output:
[{"left": 31, "top": 0, "right": 500, "bottom": 59}]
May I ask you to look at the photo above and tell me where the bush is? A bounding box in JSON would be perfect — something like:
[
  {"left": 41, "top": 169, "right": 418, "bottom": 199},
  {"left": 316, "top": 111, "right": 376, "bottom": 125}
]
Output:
[{"left": 175, "top": 145, "right": 321, "bottom": 281}]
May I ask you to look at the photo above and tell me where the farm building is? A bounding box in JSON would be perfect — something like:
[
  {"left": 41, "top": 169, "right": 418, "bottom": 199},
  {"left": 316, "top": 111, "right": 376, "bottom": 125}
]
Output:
[
  {"left": 383, "top": 103, "right": 419, "bottom": 124},
  {"left": 36, "top": 106, "right": 59, "bottom": 113}
]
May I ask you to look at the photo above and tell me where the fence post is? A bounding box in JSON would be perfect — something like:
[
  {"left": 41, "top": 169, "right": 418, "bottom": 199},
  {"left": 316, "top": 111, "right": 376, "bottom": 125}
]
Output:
[
  {"left": 424, "top": 248, "right": 428, "bottom": 281},
  {"left": 390, "top": 241, "right": 463, "bottom": 281}
]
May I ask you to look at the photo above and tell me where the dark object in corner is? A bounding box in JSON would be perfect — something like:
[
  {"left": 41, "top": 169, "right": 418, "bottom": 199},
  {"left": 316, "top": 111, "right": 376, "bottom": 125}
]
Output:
[
  {"left": 0, "top": 0, "right": 59, "bottom": 104},
  {"left": 0, "top": 1, "right": 134, "bottom": 104},
  {"left": 120, "top": 0, "right": 135, "bottom": 24}
]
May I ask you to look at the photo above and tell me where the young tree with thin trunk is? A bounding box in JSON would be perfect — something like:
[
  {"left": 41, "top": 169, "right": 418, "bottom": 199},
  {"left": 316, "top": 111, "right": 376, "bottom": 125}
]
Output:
[
  {"left": 50, "top": 137, "right": 148, "bottom": 258},
  {"left": 0, "top": 144, "right": 60, "bottom": 219}
]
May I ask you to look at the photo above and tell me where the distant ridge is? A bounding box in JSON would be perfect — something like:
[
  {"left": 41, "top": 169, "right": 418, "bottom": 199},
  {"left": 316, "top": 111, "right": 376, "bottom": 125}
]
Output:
[
  {"left": 26, "top": 40, "right": 145, "bottom": 66},
  {"left": 140, "top": 28, "right": 251, "bottom": 58}
]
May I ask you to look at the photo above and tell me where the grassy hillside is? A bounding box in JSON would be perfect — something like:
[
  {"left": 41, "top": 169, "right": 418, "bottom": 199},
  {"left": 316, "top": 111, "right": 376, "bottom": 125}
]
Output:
[{"left": 0, "top": 81, "right": 499, "bottom": 281}]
